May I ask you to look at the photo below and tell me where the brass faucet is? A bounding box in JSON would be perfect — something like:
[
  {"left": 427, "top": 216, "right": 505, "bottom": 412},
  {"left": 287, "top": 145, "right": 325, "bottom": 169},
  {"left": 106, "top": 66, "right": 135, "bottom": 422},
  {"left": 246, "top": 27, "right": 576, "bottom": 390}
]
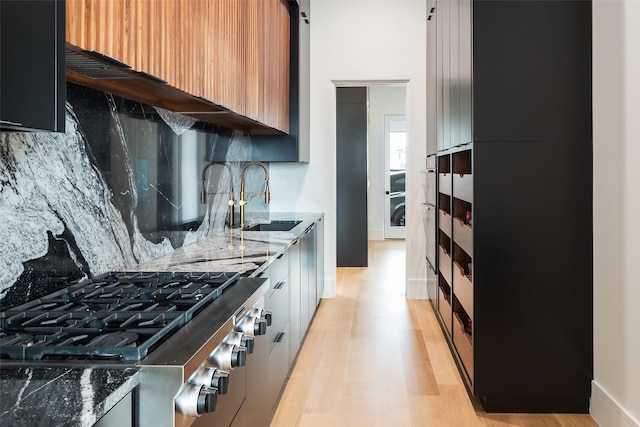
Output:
[
  {"left": 200, "top": 161, "right": 235, "bottom": 227},
  {"left": 239, "top": 161, "right": 270, "bottom": 227}
]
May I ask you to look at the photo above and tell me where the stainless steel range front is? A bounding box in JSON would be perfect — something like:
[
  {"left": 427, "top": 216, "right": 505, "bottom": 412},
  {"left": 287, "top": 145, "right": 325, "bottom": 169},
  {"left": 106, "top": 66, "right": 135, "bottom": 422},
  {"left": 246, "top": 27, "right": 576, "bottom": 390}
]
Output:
[
  {"left": 139, "top": 275, "right": 271, "bottom": 427},
  {"left": 0, "top": 271, "right": 271, "bottom": 427}
]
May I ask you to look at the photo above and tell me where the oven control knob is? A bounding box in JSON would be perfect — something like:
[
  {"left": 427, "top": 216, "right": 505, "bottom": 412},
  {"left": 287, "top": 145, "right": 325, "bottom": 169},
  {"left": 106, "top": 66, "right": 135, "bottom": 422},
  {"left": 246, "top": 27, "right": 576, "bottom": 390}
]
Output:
[
  {"left": 263, "top": 311, "right": 272, "bottom": 327},
  {"left": 211, "top": 370, "right": 230, "bottom": 394},
  {"left": 209, "top": 343, "right": 246, "bottom": 370},
  {"left": 241, "top": 334, "right": 254, "bottom": 354},
  {"left": 253, "top": 317, "right": 264, "bottom": 335},
  {"left": 236, "top": 316, "right": 265, "bottom": 337},
  {"left": 232, "top": 345, "right": 247, "bottom": 367},
  {"left": 225, "top": 331, "right": 254, "bottom": 354},
  {"left": 191, "top": 367, "right": 230, "bottom": 395},
  {"left": 254, "top": 318, "right": 267, "bottom": 336},
  {"left": 196, "top": 385, "right": 218, "bottom": 414},
  {"left": 248, "top": 308, "right": 272, "bottom": 327},
  {"left": 175, "top": 383, "right": 217, "bottom": 417}
]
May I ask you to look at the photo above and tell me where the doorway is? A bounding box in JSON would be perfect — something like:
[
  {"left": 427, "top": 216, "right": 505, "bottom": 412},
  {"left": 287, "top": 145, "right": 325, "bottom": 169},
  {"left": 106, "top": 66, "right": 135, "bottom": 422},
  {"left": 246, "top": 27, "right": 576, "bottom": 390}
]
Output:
[
  {"left": 335, "top": 83, "right": 407, "bottom": 267},
  {"left": 368, "top": 84, "right": 407, "bottom": 240}
]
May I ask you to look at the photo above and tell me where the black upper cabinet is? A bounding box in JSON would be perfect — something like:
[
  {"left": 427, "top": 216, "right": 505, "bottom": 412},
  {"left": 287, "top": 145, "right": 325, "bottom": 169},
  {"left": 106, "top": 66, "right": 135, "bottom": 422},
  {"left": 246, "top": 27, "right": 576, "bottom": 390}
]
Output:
[
  {"left": 0, "top": 0, "right": 65, "bottom": 132},
  {"left": 473, "top": 0, "right": 592, "bottom": 143}
]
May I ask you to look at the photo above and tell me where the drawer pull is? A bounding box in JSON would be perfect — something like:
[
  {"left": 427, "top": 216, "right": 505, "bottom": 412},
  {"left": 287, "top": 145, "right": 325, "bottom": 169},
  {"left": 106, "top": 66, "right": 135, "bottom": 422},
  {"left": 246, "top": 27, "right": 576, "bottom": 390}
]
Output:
[
  {"left": 274, "top": 281, "right": 286, "bottom": 290},
  {"left": 274, "top": 332, "right": 286, "bottom": 343}
]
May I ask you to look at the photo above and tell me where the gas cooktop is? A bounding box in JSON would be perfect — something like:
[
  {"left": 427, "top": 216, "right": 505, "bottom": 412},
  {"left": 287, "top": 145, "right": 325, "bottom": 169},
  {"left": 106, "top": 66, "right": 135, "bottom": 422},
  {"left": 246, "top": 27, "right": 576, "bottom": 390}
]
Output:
[{"left": 0, "top": 271, "right": 240, "bottom": 361}]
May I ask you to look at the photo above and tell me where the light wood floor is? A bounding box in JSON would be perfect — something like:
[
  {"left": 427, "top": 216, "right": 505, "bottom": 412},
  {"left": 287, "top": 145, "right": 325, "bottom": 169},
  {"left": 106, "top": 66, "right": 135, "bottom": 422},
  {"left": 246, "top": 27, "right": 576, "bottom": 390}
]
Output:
[{"left": 270, "top": 240, "right": 598, "bottom": 427}]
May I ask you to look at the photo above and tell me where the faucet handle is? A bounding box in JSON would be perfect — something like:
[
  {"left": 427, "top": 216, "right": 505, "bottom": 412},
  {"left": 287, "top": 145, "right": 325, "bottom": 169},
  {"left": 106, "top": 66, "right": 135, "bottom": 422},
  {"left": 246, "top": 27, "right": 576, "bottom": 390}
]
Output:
[{"left": 200, "top": 186, "right": 207, "bottom": 204}]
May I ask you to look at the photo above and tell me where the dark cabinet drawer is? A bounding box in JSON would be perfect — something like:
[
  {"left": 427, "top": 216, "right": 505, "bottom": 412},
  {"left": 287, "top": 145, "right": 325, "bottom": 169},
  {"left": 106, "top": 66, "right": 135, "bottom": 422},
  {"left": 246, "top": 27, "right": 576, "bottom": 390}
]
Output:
[
  {"left": 267, "top": 322, "right": 290, "bottom": 410},
  {"left": 266, "top": 278, "right": 289, "bottom": 352},
  {"left": 262, "top": 251, "right": 290, "bottom": 354}
]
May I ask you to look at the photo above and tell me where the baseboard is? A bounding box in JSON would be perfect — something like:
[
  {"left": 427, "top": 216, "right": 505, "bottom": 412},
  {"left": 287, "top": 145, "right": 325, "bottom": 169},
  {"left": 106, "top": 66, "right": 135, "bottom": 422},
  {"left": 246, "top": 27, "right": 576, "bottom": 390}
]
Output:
[
  {"left": 319, "top": 277, "right": 336, "bottom": 298},
  {"left": 368, "top": 228, "right": 384, "bottom": 240},
  {"left": 591, "top": 381, "right": 640, "bottom": 427},
  {"left": 406, "top": 278, "right": 428, "bottom": 299}
]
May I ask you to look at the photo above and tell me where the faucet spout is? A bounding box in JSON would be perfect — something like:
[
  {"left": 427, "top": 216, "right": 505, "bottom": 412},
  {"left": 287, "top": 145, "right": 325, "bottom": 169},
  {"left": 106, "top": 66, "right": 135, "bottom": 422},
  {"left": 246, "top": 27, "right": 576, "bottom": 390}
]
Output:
[
  {"left": 200, "top": 161, "right": 235, "bottom": 227},
  {"left": 239, "top": 161, "right": 270, "bottom": 227}
]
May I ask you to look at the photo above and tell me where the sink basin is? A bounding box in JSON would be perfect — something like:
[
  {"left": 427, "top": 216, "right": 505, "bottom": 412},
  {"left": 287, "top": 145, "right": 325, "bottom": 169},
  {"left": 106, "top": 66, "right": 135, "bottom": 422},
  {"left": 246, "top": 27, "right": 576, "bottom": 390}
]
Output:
[{"left": 242, "top": 220, "right": 302, "bottom": 232}]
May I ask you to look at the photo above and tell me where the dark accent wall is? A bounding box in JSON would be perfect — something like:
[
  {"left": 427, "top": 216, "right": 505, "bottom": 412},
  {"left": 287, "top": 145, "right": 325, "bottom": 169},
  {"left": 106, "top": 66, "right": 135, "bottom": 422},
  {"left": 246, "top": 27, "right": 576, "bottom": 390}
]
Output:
[{"left": 336, "top": 87, "right": 368, "bottom": 267}]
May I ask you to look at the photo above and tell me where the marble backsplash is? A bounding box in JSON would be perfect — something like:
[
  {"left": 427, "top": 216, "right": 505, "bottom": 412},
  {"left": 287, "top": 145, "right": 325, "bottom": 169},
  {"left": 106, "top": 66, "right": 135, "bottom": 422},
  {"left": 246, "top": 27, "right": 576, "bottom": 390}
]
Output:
[{"left": 0, "top": 83, "right": 268, "bottom": 310}]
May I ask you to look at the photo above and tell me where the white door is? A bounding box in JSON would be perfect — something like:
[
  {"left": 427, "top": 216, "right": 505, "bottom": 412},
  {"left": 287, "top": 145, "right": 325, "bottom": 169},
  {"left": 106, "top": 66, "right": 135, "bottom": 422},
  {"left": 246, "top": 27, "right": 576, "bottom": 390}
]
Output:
[{"left": 384, "top": 115, "right": 407, "bottom": 239}]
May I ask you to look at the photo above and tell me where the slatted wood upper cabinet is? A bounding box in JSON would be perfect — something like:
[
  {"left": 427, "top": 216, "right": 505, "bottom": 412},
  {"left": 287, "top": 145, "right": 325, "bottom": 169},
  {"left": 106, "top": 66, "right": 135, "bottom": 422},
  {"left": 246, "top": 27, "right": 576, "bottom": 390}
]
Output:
[{"left": 66, "top": 0, "right": 290, "bottom": 133}]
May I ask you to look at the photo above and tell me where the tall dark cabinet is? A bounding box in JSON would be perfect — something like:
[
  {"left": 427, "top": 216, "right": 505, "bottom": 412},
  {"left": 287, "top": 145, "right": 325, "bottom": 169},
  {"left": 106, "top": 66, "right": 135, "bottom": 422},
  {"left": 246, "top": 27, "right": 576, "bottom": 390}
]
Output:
[
  {"left": 429, "top": 0, "right": 592, "bottom": 413},
  {"left": 0, "top": 0, "right": 65, "bottom": 132}
]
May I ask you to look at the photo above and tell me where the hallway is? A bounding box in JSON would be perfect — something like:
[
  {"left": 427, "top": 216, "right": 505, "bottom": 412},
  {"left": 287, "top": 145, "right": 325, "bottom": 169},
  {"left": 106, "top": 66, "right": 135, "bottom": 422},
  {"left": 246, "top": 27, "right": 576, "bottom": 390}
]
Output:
[{"left": 270, "top": 240, "right": 598, "bottom": 427}]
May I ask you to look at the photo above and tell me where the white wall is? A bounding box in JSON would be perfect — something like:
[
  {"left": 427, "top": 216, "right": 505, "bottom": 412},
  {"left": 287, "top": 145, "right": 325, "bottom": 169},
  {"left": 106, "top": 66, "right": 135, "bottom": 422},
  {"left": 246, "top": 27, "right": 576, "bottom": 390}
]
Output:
[
  {"left": 368, "top": 85, "right": 406, "bottom": 241},
  {"left": 592, "top": 0, "right": 640, "bottom": 425},
  {"left": 270, "top": 0, "right": 427, "bottom": 298}
]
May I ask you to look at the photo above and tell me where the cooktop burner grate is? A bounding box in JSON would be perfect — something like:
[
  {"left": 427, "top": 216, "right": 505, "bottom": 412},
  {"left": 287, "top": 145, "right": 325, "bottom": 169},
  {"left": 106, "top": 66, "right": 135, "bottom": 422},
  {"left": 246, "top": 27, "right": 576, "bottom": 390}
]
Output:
[{"left": 0, "top": 271, "right": 240, "bottom": 361}]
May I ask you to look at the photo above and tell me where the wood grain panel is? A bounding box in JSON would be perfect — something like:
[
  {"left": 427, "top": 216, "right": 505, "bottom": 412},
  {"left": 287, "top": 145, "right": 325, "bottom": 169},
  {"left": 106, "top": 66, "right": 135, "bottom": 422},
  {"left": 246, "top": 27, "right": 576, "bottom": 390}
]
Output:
[
  {"left": 188, "top": 0, "right": 246, "bottom": 115},
  {"left": 245, "top": 0, "right": 264, "bottom": 122},
  {"left": 67, "top": 0, "right": 130, "bottom": 66},
  {"left": 261, "top": 0, "right": 290, "bottom": 131},
  {"left": 263, "top": 0, "right": 276, "bottom": 127},
  {"left": 67, "top": 0, "right": 290, "bottom": 133},
  {"left": 184, "top": 0, "right": 203, "bottom": 97}
]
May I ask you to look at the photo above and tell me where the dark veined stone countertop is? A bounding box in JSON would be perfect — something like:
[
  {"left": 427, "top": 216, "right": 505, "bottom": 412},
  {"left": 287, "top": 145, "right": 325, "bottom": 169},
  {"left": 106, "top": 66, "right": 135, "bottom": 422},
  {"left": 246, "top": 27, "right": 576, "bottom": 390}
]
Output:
[{"left": 0, "top": 213, "right": 324, "bottom": 427}]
